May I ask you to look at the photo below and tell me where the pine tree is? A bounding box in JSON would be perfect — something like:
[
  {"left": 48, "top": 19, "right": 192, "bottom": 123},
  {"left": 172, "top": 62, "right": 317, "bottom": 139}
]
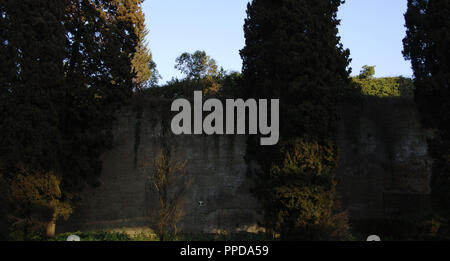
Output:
[
  {"left": 403, "top": 0, "right": 450, "bottom": 213},
  {"left": 241, "top": 0, "right": 351, "bottom": 240}
]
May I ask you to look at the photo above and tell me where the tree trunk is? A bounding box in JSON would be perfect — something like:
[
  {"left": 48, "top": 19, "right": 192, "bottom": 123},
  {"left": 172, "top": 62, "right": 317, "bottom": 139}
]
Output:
[
  {"left": 159, "top": 225, "right": 165, "bottom": 241},
  {"left": 46, "top": 219, "right": 56, "bottom": 238}
]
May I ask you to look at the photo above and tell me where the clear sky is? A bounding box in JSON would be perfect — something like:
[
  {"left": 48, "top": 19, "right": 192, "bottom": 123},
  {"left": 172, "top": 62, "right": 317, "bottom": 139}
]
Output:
[
  {"left": 142, "top": 0, "right": 413, "bottom": 83},
  {"left": 338, "top": 0, "right": 413, "bottom": 78}
]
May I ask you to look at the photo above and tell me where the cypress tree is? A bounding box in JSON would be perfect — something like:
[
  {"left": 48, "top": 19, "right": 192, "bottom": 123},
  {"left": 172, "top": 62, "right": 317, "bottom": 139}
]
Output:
[
  {"left": 0, "top": 0, "right": 66, "bottom": 173},
  {"left": 0, "top": 0, "right": 145, "bottom": 238},
  {"left": 59, "top": 0, "right": 145, "bottom": 192},
  {"left": 132, "top": 27, "right": 153, "bottom": 89},
  {"left": 403, "top": 0, "right": 450, "bottom": 213},
  {"left": 241, "top": 0, "right": 351, "bottom": 240},
  {"left": 0, "top": 0, "right": 67, "bottom": 239},
  {"left": 126, "top": 0, "right": 154, "bottom": 89}
]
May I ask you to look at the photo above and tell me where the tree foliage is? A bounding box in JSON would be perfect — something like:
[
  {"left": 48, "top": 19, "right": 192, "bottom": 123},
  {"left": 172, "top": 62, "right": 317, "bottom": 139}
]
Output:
[
  {"left": 241, "top": 0, "right": 351, "bottom": 240},
  {"left": 60, "top": 0, "right": 140, "bottom": 193},
  {"left": 268, "top": 139, "right": 348, "bottom": 240},
  {"left": 403, "top": 0, "right": 450, "bottom": 212},
  {"left": 129, "top": 3, "right": 160, "bottom": 89},
  {"left": 0, "top": 0, "right": 66, "bottom": 172},
  {"left": 353, "top": 66, "right": 414, "bottom": 97},
  {"left": 0, "top": 0, "right": 146, "bottom": 239},
  {"left": 359, "top": 65, "right": 376, "bottom": 79},
  {"left": 8, "top": 169, "right": 72, "bottom": 240},
  {"left": 175, "top": 50, "right": 220, "bottom": 80}
]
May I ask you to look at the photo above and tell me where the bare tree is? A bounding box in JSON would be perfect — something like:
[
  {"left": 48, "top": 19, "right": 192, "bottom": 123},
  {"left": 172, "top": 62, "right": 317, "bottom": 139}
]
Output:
[{"left": 140, "top": 147, "right": 191, "bottom": 241}]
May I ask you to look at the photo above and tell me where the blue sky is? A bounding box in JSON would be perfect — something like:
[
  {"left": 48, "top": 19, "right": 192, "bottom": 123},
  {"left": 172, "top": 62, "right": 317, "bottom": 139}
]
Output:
[{"left": 143, "top": 0, "right": 413, "bottom": 83}]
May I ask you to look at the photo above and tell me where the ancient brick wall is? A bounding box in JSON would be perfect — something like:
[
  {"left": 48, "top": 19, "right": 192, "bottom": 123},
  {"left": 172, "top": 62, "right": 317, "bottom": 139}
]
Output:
[
  {"left": 60, "top": 108, "right": 263, "bottom": 234},
  {"left": 336, "top": 96, "right": 431, "bottom": 219},
  {"left": 60, "top": 96, "right": 431, "bottom": 233}
]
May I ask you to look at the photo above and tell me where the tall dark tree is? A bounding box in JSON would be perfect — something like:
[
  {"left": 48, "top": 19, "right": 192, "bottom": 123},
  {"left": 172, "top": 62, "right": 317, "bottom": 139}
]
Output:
[
  {"left": 0, "top": 0, "right": 67, "bottom": 239},
  {"left": 0, "top": 0, "right": 145, "bottom": 238},
  {"left": 60, "top": 0, "right": 140, "bottom": 193},
  {"left": 241, "top": 0, "right": 351, "bottom": 240},
  {"left": 403, "top": 0, "right": 450, "bottom": 212},
  {"left": 0, "top": 0, "right": 65, "bottom": 174}
]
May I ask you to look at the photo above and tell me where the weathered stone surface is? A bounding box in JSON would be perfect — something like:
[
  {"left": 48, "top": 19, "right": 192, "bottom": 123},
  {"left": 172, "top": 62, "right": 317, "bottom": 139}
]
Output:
[
  {"left": 59, "top": 108, "right": 263, "bottom": 234},
  {"left": 336, "top": 96, "right": 431, "bottom": 219},
  {"left": 60, "top": 96, "right": 432, "bottom": 233}
]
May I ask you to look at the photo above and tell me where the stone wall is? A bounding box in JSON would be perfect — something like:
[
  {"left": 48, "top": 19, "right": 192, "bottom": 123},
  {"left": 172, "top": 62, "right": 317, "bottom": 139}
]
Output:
[
  {"left": 59, "top": 108, "right": 263, "bottom": 234},
  {"left": 60, "top": 96, "right": 432, "bottom": 233},
  {"left": 336, "top": 96, "right": 431, "bottom": 219}
]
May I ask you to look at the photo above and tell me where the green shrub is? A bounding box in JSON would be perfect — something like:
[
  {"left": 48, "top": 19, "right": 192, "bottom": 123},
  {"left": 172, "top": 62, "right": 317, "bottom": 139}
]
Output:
[{"left": 352, "top": 76, "right": 414, "bottom": 97}]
